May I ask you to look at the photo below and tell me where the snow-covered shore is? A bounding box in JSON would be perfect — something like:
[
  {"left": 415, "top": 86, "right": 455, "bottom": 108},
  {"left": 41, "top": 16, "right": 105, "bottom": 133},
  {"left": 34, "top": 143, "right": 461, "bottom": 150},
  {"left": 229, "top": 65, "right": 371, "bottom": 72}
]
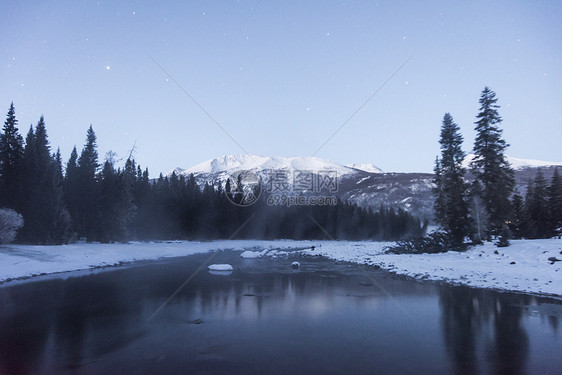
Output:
[
  {"left": 1, "top": 239, "right": 561, "bottom": 297},
  {"left": 302, "top": 239, "right": 562, "bottom": 297}
]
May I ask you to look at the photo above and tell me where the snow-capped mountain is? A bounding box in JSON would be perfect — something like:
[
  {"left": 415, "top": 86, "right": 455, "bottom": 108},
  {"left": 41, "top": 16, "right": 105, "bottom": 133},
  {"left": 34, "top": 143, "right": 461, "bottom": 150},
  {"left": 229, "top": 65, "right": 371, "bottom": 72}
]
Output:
[
  {"left": 168, "top": 154, "right": 432, "bottom": 218},
  {"left": 167, "top": 154, "right": 561, "bottom": 222},
  {"left": 344, "top": 163, "right": 384, "bottom": 174},
  {"left": 178, "top": 154, "right": 382, "bottom": 177},
  {"left": 462, "top": 154, "right": 562, "bottom": 170}
]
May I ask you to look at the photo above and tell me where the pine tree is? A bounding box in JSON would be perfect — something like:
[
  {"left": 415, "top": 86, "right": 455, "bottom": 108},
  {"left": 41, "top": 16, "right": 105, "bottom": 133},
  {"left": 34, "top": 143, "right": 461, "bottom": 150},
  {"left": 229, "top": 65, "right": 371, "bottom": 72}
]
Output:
[
  {"left": 433, "top": 156, "right": 445, "bottom": 222},
  {"left": 76, "top": 125, "right": 100, "bottom": 241},
  {"left": 19, "top": 117, "right": 71, "bottom": 243},
  {"left": 509, "top": 193, "right": 524, "bottom": 239},
  {"left": 522, "top": 180, "right": 534, "bottom": 238},
  {"left": 19, "top": 120, "right": 45, "bottom": 242},
  {"left": 470, "top": 87, "right": 515, "bottom": 239},
  {"left": 548, "top": 168, "right": 562, "bottom": 236},
  {"left": 433, "top": 113, "right": 470, "bottom": 247},
  {"left": 529, "top": 169, "right": 549, "bottom": 238},
  {"left": 0, "top": 103, "right": 25, "bottom": 210},
  {"left": 48, "top": 148, "right": 72, "bottom": 243},
  {"left": 63, "top": 146, "right": 80, "bottom": 236},
  {"left": 522, "top": 170, "right": 550, "bottom": 239},
  {"left": 97, "top": 158, "right": 134, "bottom": 242}
]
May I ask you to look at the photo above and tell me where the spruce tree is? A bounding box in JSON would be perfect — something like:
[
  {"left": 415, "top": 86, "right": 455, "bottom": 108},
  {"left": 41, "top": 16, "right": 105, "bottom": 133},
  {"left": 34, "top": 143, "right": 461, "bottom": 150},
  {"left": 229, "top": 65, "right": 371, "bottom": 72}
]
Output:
[
  {"left": 76, "top": 125, "right": 100, "bottom": 241},
  {"left": 63, "top": 146, "right": 80, "bottom": 236},
  {"left": 548, "top": 168, "right": 562, "bottom": 236},
  {"left": 0, "top": 103, "right": 25, "bottom": 210},
  {"left": 522, "top": 180, "right": 534, "bottom": 238},
  {"left": 433, "top": 157, "right": 445, "bottom": 223},
  {"left": 433, "top": 113, "right": 470, "bottom": 247},
  {"left": 19, "top": 117, "right": 70, "bottom": 243},
  {"left": 509, "top": 193, "right": 524, "bottom": 239},
  {"left": 522, "top": 170, "right": 550, "bottom": 239},
  {"left": 48, "top": 148, "right": 72, "bottom": 243},
  {"left": 97, "top": 159, "right": 134, "bottom": 242},
  {"left": 470, "top": 87, "right": 515, "bottom": 239}
]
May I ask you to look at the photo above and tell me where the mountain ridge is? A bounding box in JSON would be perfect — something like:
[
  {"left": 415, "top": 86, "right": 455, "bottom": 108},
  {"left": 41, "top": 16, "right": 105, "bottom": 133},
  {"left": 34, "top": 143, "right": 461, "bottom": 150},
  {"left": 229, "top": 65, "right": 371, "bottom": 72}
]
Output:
[
  {"left": 462, "top": 154, "right": 562, "bottom": 170},
  {"left": 175, "top": 154, "right": 384, "bottom": 177},
  {"left": 174, "top": 154, "right": 561, "bottom": 177},
  {"left": 167, "top": 154, "right": 561, "bottom": 221}
]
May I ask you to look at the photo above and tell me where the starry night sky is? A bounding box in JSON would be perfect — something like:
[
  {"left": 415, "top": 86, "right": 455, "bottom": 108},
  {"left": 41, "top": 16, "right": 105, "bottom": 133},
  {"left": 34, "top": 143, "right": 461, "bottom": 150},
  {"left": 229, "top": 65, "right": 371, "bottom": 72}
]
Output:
[{"left": 1, "top": 1, "right": 561, "bottom": 175}]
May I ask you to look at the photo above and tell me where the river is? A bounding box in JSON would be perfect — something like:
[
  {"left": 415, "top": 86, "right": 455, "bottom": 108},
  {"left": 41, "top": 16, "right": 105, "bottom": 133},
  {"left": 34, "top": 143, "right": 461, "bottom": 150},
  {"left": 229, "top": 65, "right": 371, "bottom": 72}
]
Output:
[{"left": 1, "top": 250, "right": 560, "bottom": 374}]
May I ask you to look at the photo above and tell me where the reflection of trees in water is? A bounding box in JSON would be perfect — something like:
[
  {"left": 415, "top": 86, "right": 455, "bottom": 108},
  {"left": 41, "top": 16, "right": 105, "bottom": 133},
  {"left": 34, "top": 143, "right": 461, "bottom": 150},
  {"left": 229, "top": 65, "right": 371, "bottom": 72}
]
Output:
[
  {"left": 190, "top": 269, "right": 352, "bottom": 320},
  {"left": 53, "top": 275, "right": 145, "bottom": 369},
  {"left": 440, "top": 287, "right": 489, "bottom": 375},
  {"left": 0, "top": 272, "right": 146, "bottom": 374},
  {"left": 0, "top": 281, "right": 60, "bottom": 375},
  {"left": 3, "top": 256, "right": 558, "bottom": 375},
  {"left": 489, "top": 294, "right": 529, "bottom": 375},
  {"left": 548, "top": 315, "right": 558, "bottom": 331},
  {"left": 439, "top": 287, "right": 530, "bottom": 375}
]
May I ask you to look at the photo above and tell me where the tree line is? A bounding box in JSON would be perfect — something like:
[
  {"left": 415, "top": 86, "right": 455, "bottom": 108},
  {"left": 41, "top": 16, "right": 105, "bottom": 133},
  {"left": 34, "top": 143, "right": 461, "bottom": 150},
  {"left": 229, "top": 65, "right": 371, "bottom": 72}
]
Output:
[
  {"left": 510, "top": 168, "right": 562, "bottom": 239},
  {"left": 433, "top": 87, "right": 561, "bottom": 249},
  {"left": 0, "top": 102, "right": 426, "bottom": 244}
]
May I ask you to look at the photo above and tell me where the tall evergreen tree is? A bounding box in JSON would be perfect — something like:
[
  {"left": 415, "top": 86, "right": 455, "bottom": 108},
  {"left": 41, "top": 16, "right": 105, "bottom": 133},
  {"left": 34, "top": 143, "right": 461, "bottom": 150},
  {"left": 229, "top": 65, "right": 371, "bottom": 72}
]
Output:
[
  {"left": 433, "top": 156, "right": 445, "bottom": 223},
  {"left": 97, "top": 158, "right": 135, "bottom": 242},
  {"left": 522, "top": 180, "right": 534, "bottom": 238},
  {"left": 509, "top": 193, "right": 524, "bottom": 239},
  {"left": 19, "top": 117, "right": 70, "bottom": 243},
  {"left": 0, "top": 103, "right": 25, "bottom": 210},
  {"left": 47, "top": 148, "right": 72, "bottom": 243},
  {"left": 433, "top": 113, "right": 470, "bottom": 247},
  {"left": 470, "top": 87, "right": 515, "bottom": 239},
  {"left": 63, "top": 146, "right": 79, "bottom": 236},
  {"left": 75, "top": 125, "right": 99, "bottom": 240},
  {"left": 521, "top": 170, "right": 550, "bottom": 239},
  {"left": 548, "top": 168, "right": 562, "bottom": 236}
]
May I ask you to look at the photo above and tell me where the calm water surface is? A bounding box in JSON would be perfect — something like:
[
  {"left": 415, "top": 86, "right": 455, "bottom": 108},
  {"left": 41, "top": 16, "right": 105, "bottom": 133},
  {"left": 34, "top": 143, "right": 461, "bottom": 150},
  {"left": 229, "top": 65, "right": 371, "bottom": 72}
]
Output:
[{"left": 0, "top": 250, "right": 561, "bottom": 375}]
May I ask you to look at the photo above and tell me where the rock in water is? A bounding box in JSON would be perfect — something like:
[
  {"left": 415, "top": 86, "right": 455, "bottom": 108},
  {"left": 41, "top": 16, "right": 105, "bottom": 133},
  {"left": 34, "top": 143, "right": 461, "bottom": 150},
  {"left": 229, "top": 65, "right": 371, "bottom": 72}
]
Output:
[{"left": 291, "top": 261, "right": 300, "bottom": 269}]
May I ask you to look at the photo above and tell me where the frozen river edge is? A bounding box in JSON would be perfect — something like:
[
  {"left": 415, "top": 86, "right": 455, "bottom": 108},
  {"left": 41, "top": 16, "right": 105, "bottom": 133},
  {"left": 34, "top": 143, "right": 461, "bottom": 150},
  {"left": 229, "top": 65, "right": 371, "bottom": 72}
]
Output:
[{"left": 1, "top": 239, "right": 561, "bottom": 298}]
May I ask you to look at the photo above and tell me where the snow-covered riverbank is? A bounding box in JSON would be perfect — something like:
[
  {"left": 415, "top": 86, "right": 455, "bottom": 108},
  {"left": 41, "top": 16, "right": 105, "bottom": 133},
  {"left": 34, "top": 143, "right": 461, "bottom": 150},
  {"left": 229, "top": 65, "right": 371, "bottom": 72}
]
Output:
[
  {"left": 1, "top": 239, "right": 560, "bottom": 297},
  {"left": 302, "top": 239, "right": 562, "bottom": 297}
]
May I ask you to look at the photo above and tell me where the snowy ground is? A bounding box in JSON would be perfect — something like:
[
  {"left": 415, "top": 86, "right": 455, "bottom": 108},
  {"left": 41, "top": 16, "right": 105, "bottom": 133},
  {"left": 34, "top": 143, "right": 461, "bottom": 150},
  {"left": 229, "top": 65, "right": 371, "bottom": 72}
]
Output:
[
  {"left": 1, "top": 239, "right": 561, "bottom": 297},
  {"left": 301, "top": 239, "right": 562, "bottom": 297}
]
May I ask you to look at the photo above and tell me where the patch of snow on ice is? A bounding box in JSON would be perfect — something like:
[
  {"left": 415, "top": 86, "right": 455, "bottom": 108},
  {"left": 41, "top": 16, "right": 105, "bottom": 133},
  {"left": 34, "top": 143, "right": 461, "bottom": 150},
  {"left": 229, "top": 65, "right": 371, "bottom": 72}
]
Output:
[
  {"left": 240, "top": 250, "right": 261, "bottom": 258},
  {"left": 208, "top": 264, "right": 233, "bottom": 271}
]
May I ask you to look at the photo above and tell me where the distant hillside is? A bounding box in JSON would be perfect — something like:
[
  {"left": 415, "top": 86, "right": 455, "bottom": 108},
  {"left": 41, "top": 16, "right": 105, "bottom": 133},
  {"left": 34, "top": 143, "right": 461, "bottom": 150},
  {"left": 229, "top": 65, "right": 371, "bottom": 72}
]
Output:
[{"left": 169, "top": 154, "right": 561, "bottom": 222}]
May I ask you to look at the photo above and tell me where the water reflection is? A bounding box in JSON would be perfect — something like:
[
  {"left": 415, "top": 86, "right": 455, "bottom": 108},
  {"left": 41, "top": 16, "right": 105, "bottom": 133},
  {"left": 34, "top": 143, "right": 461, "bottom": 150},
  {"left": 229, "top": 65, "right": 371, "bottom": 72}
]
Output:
[
  {"left": 439, "top": 288, "right": 537, "bottom": 375},
  {"left": 0, "top": 253, "right": 560, "bottom": 375}
]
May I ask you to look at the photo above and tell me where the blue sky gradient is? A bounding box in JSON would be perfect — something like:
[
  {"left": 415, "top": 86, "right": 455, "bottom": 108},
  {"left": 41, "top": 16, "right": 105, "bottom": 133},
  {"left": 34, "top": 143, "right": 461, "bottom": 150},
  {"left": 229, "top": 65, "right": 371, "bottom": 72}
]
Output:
[{"left": 1, "top": 1, "right": 561, "bottom": 174}]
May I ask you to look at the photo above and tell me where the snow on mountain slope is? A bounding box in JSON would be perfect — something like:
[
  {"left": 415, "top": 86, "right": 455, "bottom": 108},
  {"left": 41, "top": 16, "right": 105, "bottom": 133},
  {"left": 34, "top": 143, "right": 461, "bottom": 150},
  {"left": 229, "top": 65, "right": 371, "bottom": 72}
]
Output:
[
  {"left": 344, "top": 163, "right": 383, "bottom": 174},
  {"left": 463, "top": 154, "right": 562, "bottom": 170},
  {"left": 180, "top": 154, "right": 380, "bottom": 176}
]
